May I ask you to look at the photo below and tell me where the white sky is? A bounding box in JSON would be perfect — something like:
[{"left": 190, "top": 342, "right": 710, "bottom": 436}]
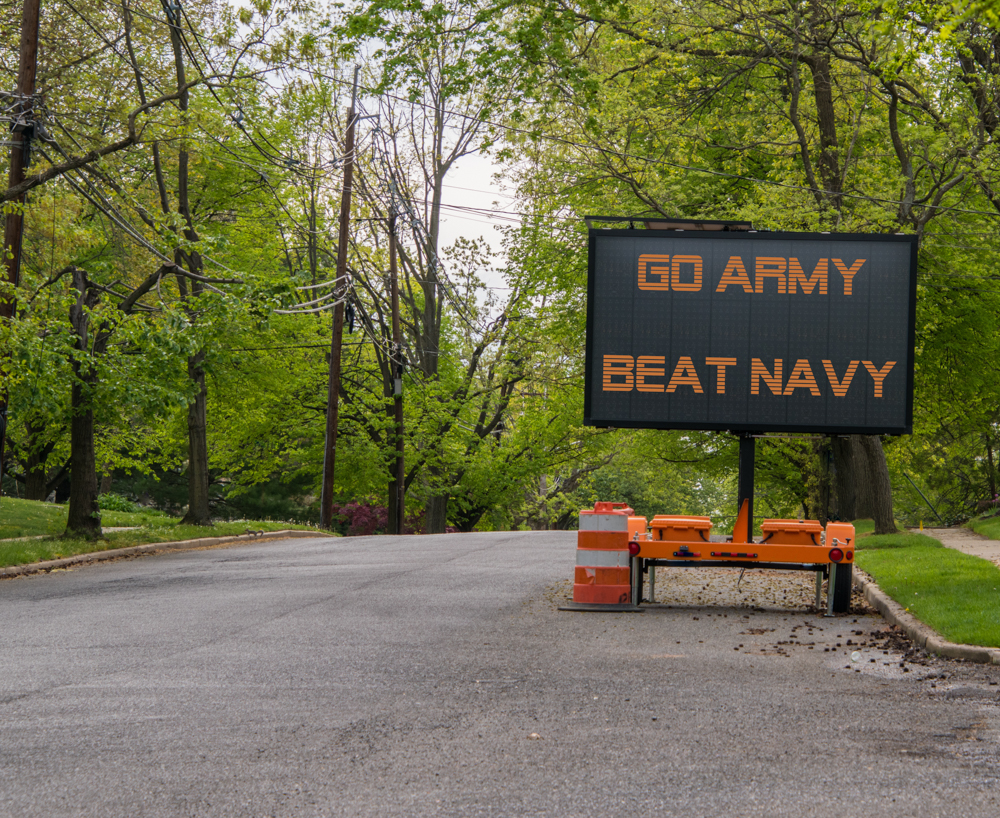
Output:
[{"left": 436, "top": 149, "right": 521, "bottom": 291}]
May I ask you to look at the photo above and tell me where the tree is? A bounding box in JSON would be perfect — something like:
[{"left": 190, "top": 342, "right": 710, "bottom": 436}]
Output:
[
  {"left": 332, "top": 0, "right": 551, "bottom": 532},
  {"left": 493, "top": 0, "right": 1000, "bottom": 531},
  {"left": 3, "top": 0, "right": 317, "bottom": 531}
]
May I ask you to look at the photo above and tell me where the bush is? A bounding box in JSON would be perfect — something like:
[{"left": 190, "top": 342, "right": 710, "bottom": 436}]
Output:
[
  {"left": 331, "top": 502, "right": 388, "bottom": 536},
  {"left": 330, "top": 502, "right": 426, "bottom": 536},
  {"left": 98, "top": 493, "right": 140, "bottom": 513}
]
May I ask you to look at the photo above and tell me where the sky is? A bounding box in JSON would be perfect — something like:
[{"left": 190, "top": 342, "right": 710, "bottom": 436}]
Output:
[{"left": 435, "top": 149, "right": 521, "bottom": 292}]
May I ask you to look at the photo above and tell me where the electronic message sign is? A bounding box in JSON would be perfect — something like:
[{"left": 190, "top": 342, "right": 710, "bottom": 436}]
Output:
[{"left": 584, "top": 228, "right": 918, "bottom": 434}]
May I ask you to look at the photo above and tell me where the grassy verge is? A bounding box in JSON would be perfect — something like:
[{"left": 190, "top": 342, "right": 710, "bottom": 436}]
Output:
[
  {"left": 0, "top": 497, "right": 68, "bottom": 539},
  {"left": 855, "top": 528, "right": 1000, "bottom": 647},
  {"left": 853, "top": 519, "right": 875, "bottom": 536},
  {"left": 969, "top": 515, "right": 1000, "bottom": 540},
  {"left": 0, "top": 497, "right": 325, "bottom": 569}
]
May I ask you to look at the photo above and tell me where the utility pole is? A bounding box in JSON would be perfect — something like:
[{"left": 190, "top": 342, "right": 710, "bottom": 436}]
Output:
[
  {"left": 0, "top": 0, "right": 43, "bottom": 494},
  {"left": 320, "top": 66, "right": 359, "bottom": 530},
  {"left": 389, "top": 207, "right": 404, "bottom": 534}
]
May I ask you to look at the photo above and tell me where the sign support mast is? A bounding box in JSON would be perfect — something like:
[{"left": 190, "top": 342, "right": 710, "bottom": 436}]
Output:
[{"left": 736, "top": 433, "right": 756, "bottom": 543}]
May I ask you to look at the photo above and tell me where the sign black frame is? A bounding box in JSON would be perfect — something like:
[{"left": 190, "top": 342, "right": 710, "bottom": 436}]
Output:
[{"left": 583, "top": 227, "right": 918, "bottom": 435}]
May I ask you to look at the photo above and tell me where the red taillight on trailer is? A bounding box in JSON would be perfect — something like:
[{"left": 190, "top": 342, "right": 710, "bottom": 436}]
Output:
[
  {"left": 628, "top": 541, "right": 641, "bottom": 557},
  {"left": 846, "top": 550, "right": 854, "bottom": 561},
  {"left": 829, "top": 547, "right": 844, "bottom": 563}
]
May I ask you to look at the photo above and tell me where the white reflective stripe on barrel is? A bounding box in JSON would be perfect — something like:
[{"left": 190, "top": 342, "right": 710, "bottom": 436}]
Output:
[
  {"left": 577, "top": 514, "right": 629, "bottom": 532},
  {"left": 576, "top": 549, "right": 630, "bottom": 567}
]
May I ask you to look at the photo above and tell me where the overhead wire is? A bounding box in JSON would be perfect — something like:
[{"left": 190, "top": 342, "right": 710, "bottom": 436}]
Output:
[
  {"left": 39, "top": 127, "right": 241, "bottom": 280},
  {"left": 35, "top": 147, "right": 235, "bottom": 294},
  {"left": 35, "top": 0, "right": 1000, "bottom": 309},
  {"left": 93, "top": 0, "right": 1000, "bottom": 229},
  {"left": 362, "top": 110, "right": 492, "bottom": 335},
  {"left": 127, "top": 14, "right": 511, "bottom": 330},
  {"left": 33, "top": 0, "right": 371, "bottom": 290},
  {"left": 297, "top": 274, "right": 349, "bottom": 291},
  {"left": 296, "top": 67, "right": 1000, "bottom": 223},
  {"left": 174, "top": 9, "right": 994, "bottom": 267},
  {"left": 85, "top": 0, "right": 346, "bottom": 189},
  {"left": 174, "top": 0, "right": 353, "bottom": 182},
  {"left": 273, "top": 295, "right": 349, "bottom": 314}
]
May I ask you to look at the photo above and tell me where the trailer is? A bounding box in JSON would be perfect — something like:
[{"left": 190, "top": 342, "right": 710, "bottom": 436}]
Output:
[
  {"left": 570, "top": 219, "right": 913, "bottom": 616},
  {"left": 626, "top": 500, "right": 855, "bottom": 614},
  {"left": 570, "top": 500, "right": 855, "bottom": 614}
]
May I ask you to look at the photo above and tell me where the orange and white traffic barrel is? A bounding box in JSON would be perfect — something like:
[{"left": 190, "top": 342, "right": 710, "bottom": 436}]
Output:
[{"left": 573, "top": 502, "right": 638, "bottom": 605}]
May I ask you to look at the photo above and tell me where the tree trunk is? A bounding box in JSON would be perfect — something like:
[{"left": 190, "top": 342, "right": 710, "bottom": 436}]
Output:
[
  {"left": 450, "top": 501, "right": 486, "bottom": 533},
  {"left": 830, "top": 436, "right": 857, "bottom": 520},
  {"left": 424, "top": 492, "right": 449, "bottom": 534},
  {"left": 831, "top": 435, "right": 896, "bottom": 532},
  {"left": 24, "top": 453, "right": 47, "bottom": 500},
  {"left": 388, "top": 479, "right": 400, "bottom": 533},
  {"left": 24, "top": 418, "right": 49, "bottom": 501},
  {"left": 425, "top": 496, "right": 448, "bottom": 531},
  {"left": 805, "top": 54, "right": 842, "bottom": 207},
  {"left": 858, "top": 435, "right": 897, "bottom": 534},
  {"left": 65, "top": 269, "right": 101, "bottom": 539},
  {"left": 66, "top": 377, "right": 101, "bottom": 538},
  {"left": 180, "top": 350, "right": 211, "bottom": 525},
  {"left": 161, "top": 12, "right": 211, "bottom": 527},
  {"left": 987, "top": 439, "right": 997, "bottom": 500}
]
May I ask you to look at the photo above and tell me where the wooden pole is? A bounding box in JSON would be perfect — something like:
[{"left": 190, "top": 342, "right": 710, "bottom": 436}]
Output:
[
  {"left": 320, "top": 66, "right": 359, "bottom": 530},
  {"left": 389, "top": 210, "right": 404, "bottom": 534},
  {"left": 0, "top": 0, "right": 43, "bottom": 493}
]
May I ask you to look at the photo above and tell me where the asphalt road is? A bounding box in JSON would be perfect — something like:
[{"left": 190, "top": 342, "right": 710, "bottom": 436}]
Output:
[{"left": 1, "top": 531, "right": 999, "bottom": 817}]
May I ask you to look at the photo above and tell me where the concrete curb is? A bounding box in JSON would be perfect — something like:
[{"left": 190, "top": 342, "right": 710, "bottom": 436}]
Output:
[
  {"left": 0, "top": 529, "right": 334, "bottom": 580},
  {"left": 853, "top": 568, "right": 1000, "bottom": 665}
]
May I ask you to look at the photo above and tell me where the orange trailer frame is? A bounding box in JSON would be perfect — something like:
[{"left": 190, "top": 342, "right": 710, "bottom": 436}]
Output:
[{"left": 626, "top": 500, "right": 856, "bottom": 614}]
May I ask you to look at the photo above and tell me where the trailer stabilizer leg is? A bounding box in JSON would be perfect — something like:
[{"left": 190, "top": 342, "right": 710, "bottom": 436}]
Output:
[{"left": 825, "top": 563, "right": 836, "bottom": 617}]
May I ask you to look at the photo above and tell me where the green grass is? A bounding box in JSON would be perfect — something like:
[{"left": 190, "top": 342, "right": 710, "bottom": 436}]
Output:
[
  {"left": 0, "top": 497, "right": 68, "bottom": 539},
  {"left": 855, "top": 528, "right": 1000, "bottom": 647},
  {"left": 0, "top": 497, "right": 327, "bottom": 569},
  {"left": 853, "top": 518, "right": 875, "bottom": 536},
  {"left": 969, "top": 515, "right": 1000, "bottom": 540}
]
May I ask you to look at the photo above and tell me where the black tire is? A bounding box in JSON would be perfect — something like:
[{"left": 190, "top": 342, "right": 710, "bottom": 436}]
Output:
[{"left": 832, "top": 562, "right": 853, "bottom": 613}]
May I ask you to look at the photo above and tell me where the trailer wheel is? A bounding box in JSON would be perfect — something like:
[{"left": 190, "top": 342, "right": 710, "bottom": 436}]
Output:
[{"left": 832, "top": 562, "right": 853, "bottom": 613}]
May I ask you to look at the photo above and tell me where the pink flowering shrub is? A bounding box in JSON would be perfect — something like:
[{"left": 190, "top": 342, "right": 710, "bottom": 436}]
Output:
[
  {"left": 330, "top": 502, "right": 429, "bottom": 536},
  {"left": 330, "top": 502, "right": 388, "bottom": 536}
]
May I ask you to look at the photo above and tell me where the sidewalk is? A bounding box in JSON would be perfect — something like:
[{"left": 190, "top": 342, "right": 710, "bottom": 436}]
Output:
[{"left": 919, "top": 526, "right": 1000, "bottom": 567}]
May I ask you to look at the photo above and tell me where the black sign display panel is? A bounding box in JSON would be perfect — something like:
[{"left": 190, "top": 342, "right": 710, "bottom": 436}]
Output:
[{"left": 584, "top": 229, "right": 918, "bottom": 434}]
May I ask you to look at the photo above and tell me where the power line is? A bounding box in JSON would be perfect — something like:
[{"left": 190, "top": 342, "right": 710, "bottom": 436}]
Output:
[
  {"left": 441, "top": 181, "right": 517, "bottom": 200},
  {"left": 299, "top": 67, "right": 1000, "bottom": 223},
  {"left": 225, "top": 343, "right": 359, "bottom": 351},
  {"left": 167, "top": 14, "right": 997, "bottom": 237},
  {"left": 80, "top": 0, "right": 1000, "bottom": 226},
  {"left": 363, "top": 116, "right": 493, "bottom": 336}
]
